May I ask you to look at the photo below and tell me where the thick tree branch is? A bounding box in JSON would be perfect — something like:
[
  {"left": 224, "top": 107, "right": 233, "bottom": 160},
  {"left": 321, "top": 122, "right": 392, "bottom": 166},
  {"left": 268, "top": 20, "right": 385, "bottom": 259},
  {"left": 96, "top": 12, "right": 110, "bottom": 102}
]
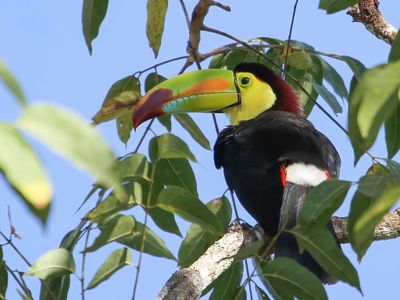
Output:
[
  {"left": 157, "top": 208, "right": 400, "bottom": 300},
  {"left": 347, "top": 0, "right": 398, "bottom": 44}
]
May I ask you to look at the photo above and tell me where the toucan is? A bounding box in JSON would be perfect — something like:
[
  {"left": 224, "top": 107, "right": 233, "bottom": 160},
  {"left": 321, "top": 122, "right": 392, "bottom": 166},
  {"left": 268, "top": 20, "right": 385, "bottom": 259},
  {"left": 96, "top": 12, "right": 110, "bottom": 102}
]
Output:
[{"left": 132, "top": 63, "right": 341, "bottom": 284}]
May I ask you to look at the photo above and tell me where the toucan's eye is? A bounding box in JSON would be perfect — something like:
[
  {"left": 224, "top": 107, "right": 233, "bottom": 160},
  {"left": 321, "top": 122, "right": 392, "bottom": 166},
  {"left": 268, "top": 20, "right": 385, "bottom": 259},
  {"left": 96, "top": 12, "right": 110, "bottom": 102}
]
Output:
[{"left": 240, "top": 76, "right": 251, "bottom": 86}]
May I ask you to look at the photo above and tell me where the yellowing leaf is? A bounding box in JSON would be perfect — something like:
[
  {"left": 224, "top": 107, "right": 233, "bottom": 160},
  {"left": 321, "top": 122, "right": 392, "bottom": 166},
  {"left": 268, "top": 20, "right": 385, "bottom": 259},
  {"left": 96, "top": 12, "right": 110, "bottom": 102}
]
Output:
[
  {"left": 146, "top": 0, "right": 168, "bottom": 57},
  {"left": 0, "top": 60, "right": 26, "bottom": 106},
  {"left": 0, "top": 123, "right": 52, "bottom": 221}
]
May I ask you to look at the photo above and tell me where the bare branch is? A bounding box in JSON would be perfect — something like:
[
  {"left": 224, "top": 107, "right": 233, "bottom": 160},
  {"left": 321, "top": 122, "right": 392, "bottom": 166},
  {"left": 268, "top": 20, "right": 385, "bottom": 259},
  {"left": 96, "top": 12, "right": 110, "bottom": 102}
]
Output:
[
  {"left": 158, "top": 208, "right": 400, "bottom": 299},
  {"left": 347, "top": 0, "right": 398, "bottom": 45}
]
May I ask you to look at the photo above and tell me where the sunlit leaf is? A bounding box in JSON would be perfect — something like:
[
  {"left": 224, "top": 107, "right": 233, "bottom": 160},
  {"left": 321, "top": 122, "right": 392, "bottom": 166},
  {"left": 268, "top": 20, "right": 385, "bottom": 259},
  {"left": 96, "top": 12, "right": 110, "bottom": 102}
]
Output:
[
  {"left": 149, "top": 133, "right": 196, "bottom": 163},
  {"left": 178, "top": 197, "right": 231, "bottom": 267},
  {"left": 158, "top": 186, "right": 225, "bottom": 236},
  {"left": 299, "top": 180, "right": 351, "bottom": 227},
  {"left": 0, "top": 123, "right": 51, "bottom": 222},
  {"left": 85, "top": 215, "right": 136, "bottom": 252},
  {"left": 25, "top": 249, "right": 75, "bottom": 280},
  {"left": 88, "top": 193, "right": 136, "bottom": 222},
  {"left": 155, "top": 158, "right": 197, "bottom": 196},
  {"left": 92, "top": 75, "right": 141, "bottom": 124},
  {"left": 116, "top": 113, "right": 133, "bottom": 145},
  {"left": 286, "top": 51, "right": 313, "bottom": 70},
  {"left": 18, "top": 103, "right": 118, "bottom": 190},
  {"left": 358, "top": 174, "right": 391, "bottom": 198},
  {"left": 82, "top": 0, "right": 109, "bottom": 54},
  {"left": 320, "top": 58, "right": 348, "bottom": 100},
  {"left": 0, "top": 60, "right": 26, "bottom": 106},
  {"left": 348, "top": 61, "right": 400, "bottom": 162},
  {"left": 388, "top": 31, "right": 400, "bottom": 62},
  {"left": 210, "top": 262, "right": 243, "bottom": 300},
  {"left": 352, "top": 184, "right": 400, "bottom": 260},
  {"left": 174, "top": 113, "right": 211, "bottom": 150},
  {"left": 319, "top": 0, "right": 359, "bottom": 14},
  {"left": 385, "top": 103, "right": 400, "bottom": 158},
  {"left": 312, "top": 82, "right": 342, "bottom": 114},
  {"left": 385, "top": 159, "right": 400, "bottom": 175},
  {"left": 87, "top": 248, "right": 132, "bottom": 289},
  {"left": 118, "top": 220, "right": 176, "bottom": 260},
  {"left": 261, "top": 257, "right": 327, "bottom": 300},
  {"left": 291, "top": 226, "right": 361, "bottom": 290},
  {"left": 116, "top": 154, "right": 151, "bottom": 181},
  {"left": 146, "top": 0, "right": 168, "bottom": 57}
]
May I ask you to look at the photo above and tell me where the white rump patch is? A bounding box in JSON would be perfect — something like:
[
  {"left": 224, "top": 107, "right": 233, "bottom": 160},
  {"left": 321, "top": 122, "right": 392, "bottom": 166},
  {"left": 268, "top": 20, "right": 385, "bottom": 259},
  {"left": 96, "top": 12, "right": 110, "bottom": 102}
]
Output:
[{"left": 286, "top": 163, "right": 329, "bottom": 186}]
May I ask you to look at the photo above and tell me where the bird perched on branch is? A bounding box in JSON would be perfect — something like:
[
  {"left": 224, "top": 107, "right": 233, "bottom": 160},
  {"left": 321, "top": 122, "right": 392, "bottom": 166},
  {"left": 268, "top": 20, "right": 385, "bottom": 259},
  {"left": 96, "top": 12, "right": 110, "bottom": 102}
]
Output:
[{"left": 132, "top": 62, "right": 341, "bottom": 284}]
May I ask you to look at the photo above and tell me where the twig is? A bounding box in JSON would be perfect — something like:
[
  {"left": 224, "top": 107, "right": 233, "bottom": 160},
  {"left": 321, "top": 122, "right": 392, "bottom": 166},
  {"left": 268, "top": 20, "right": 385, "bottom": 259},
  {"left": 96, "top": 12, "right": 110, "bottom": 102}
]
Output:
[
  {"left": 80, "top": 224, "right": 92, "bottom": 300},
  {"left": 283, "top": 0, "right": 300, "bottom": 77},
  {"left": 347, "top": 0, "right": 398, "bottom": 45},
  {"left": 157, "top": 208, "right": 400, "bottom": 299},
  {"left": 4, "top": 264, "right": 32, "bottom": 298}
]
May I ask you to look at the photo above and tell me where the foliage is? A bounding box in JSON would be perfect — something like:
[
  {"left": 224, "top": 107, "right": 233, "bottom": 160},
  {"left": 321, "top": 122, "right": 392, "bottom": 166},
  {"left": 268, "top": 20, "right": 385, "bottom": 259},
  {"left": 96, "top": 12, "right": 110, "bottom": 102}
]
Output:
[{"left": 1, "top": 1, "right": 400, "bottom": 299}]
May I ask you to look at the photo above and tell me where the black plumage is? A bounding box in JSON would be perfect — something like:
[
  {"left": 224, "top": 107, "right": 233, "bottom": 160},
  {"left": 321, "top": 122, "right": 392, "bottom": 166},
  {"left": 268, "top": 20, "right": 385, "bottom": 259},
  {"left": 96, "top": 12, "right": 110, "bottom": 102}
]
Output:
[{"left": 214, "top": 110, "right": 341, "bottom": 283}]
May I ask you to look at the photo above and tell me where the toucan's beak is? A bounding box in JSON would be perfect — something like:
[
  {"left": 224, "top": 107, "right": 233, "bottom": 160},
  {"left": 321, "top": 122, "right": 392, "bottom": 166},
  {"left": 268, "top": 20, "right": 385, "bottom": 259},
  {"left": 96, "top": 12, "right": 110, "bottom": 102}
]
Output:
[{"left": 132, "top": 69, "right": 240, "bottom": 128}]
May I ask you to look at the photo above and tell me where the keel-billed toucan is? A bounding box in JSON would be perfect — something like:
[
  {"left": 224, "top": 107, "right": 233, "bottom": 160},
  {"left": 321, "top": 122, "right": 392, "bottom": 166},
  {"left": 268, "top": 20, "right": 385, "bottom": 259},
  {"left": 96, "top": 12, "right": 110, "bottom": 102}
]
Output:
[{"left": 132, "top": 63, "right": 341, "bottom": 284}]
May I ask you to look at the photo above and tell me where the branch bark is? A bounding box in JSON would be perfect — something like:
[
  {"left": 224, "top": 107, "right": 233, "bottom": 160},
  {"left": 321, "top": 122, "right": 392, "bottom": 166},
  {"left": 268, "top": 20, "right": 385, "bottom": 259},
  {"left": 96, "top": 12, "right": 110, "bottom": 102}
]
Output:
[
  {"left": 157, "top": 208, "right": 400, "bottom": 300},
  {"left": 347, "top": 0, "right": 398, "bottom": 44}
]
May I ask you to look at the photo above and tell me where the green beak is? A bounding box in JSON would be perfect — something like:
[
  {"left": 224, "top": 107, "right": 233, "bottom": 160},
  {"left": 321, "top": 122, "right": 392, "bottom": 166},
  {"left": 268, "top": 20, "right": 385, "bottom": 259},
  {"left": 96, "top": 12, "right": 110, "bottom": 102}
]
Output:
[{"left": 132, "top": 69, "right": 240, "bottom": 128}]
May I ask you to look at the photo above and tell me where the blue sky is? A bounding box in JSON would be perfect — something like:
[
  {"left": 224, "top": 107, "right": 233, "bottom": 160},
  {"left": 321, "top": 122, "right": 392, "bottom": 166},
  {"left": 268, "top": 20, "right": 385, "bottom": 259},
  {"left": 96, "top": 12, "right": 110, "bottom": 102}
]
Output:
[{"left": 1, "top": 1, "right": 399, "bottom": 299}]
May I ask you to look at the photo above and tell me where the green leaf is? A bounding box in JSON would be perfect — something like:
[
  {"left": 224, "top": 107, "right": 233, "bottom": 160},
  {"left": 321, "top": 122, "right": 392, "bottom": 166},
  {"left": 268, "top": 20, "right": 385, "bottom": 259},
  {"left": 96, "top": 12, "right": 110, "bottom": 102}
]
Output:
[
  {"left": 340, "top": 55, "right": 366, "bottom": 80},
  {"left": 291, "top": 226, "right": 361, "bottom": 290},
  {"left": 116, "top": 113, "right": 133, "bottom": 145},
  {"left": 385, "top": 103, "right": 400, "bottom": 158},
  {"left": 155, "top": 158, "right": 198, "bottom": 196},
  {"left": 286, "top": 51, "right": 313, "bottom": 70},
  {"left": 0, "top": 255, "right": 7, "bottom": 300},
  {"left": 116, "top": 154, "right": 151, "bottom": 181},
  {"left": 358, "top": 174, "right": 391, "bottom": 198},
  {"left": 210, "top": 262, "right": 243, "bottom": 300},
  {"left": 385, "top": 159, "right": 400, "bottom": 175},
  {"left": 261, "top": 257, "right": 327, "bottom": 300},
  {"left": 174, "top": 113, "right": 211, "bottom": 150},
  {"left": 0, "top": 60, "right": 26, "bottom": 106},
  {"left": 348, "top": 61, "right": 400, "bottom": 162},
  {"left": 209, "top": 53, "right": 228, "bottom": 69},
  {"left": 145, "top": 72, "right": 166, "bottom": 92},
  {"left": 312, "top": 82, "right": 342, "bottom": 114},
  {"left": 18, "top": 103, "right": 118, "bottom": 190},
  {"left": 146, "top": 0, "right": 168, "bottom": 57},
  {"left": 87, "top": 248, "right": 132, "bottom": 289},
  {"left": 25, "top": 249, "right": 75, "bottom": 280},
  {"left": 320, "top": 58, "right": 349, "bottom": 100},
  {"left": 118, "top": 219, "right": 176, "bottom": 260},
  {"left": 348, "top": 191, "right": 374, "bottom": 258},
  {"left": 149, "top": 133, "right": 196, "bottom": 163},
  {"left": 388, "top": 31, "right": 400, "bottom": 62},
  {"left": 299, "top": 180, "right": 351, "bottom": 227},
  {"left": 319, "top": 0, "right": 359, "bottom": 14},
  {"left": 178, "top": 197, "right": 231, "bottom": 267},
  {"left": 255, "top": 284, "right": 271, "bottom": 300},
  {"left": 148, "top": 207, "right": 182, "bottom": 237},
  {"left": 157, "top": 115, "right": 172, "bottom": 131},
  {"left": 352, "top": 184, "right": 400, "bottom": 260},
  {"left": 0, "top": 123, "right": 51, "bottom": 222},
  {"left": 92, "top": 75, "right": 141, "bottom": 124},
  {"left": 39, "top": 276, "right": 70, "bottom": 300},
  {"left": 88, "top": 193, "right": 136, "bottom": 222},
  {"left": 81, "top": 0, "right": 108, "bottom": 54},
  {"left": 158, "top": 186, "right": 225, "bottom": 236},
  {"left": 85, "top": 215, "right": 136, "bottom": 252},
  {"left": 286, "top": 68, "right": 314, "bottom": 116}
]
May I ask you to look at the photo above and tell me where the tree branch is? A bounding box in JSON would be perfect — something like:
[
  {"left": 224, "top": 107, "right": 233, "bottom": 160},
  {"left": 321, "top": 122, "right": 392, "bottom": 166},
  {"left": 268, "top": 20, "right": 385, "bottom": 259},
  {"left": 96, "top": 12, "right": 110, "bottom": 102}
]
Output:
[
  {"left": 157, "top": 208, "right": 400, "bottom": 300},
  {"left": 347, "top": 0, "right": 398, "bottom": 45}
]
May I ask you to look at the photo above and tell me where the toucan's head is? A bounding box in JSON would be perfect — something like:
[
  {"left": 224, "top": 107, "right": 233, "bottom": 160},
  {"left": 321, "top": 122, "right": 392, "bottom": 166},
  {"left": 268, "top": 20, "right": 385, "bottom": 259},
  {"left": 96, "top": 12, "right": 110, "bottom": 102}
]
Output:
[{"left": 132, "top": 63, "right": 302, "bottom": 128}]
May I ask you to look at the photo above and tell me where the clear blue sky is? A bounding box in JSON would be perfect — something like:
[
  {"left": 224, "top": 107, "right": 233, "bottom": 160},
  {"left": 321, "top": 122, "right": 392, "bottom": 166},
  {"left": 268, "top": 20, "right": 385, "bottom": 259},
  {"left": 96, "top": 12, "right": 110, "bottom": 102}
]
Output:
[{"left": 1, "top": 1, "right": 399, "bottom": 299}]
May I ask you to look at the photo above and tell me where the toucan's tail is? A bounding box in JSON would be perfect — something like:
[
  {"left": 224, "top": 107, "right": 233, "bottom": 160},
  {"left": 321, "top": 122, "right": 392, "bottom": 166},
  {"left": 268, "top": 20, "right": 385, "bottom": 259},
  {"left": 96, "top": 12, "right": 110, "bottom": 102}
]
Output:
[{"left": 274, "top": 182, "right": 339, "bottom": 284}]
